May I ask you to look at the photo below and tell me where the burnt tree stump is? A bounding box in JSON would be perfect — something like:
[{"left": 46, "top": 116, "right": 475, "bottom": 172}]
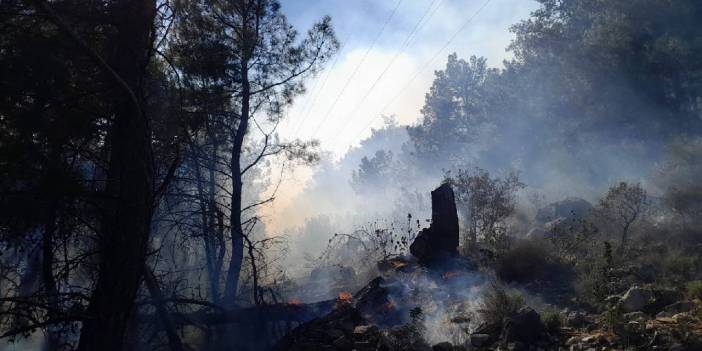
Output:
[{"left": 410, "top": 183, "right": 459, "bottom": 263}]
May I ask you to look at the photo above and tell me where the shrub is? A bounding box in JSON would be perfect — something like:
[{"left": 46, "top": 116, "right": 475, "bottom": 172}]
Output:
[
  {"left": 687, "top": 280, "right": 702, "bottom": 300},
  {"left": 496, "top": 239, "right": 572, "bottom": 285},
  {"left": 479, "top": 284, "right": 525, "bottom": 326},
  {"left": 540, "top": 307, "right": 562, "bottom": 333}
]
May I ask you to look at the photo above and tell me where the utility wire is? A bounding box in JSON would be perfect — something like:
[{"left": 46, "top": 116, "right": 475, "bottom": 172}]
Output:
[
  {"left": 309, "top": 0, "right": 403, "bottom": 138},
  {"left": 344, "top": 0, "right": 493, "bottom": 149},
  {"left": 328, "top": 0, "right": 442, "bottom": 141},
  {"left": 290, "top": 32, "right": 353, "bottom": 139}
]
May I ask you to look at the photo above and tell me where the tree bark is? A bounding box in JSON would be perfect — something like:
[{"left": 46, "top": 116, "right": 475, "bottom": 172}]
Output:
[
  {"left": 77, "top": 1, "right": 156, "bottom": 350},
  {"left": 223, "top": 58, "right": 249, "bottom": 308}
]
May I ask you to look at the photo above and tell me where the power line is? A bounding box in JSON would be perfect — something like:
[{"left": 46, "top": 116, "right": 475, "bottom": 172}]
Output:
[
  {"left": 290, "top": 32, "right": 353, "bottom": 139},
  {"left": 343, "top": 0, "right": 493, "bottom": 149},
  {"left": 309, "top": 0, "right": 403, "bottom": 138},
  {"left": 328, "top": 0, "right": 442, "bottom": 141}
]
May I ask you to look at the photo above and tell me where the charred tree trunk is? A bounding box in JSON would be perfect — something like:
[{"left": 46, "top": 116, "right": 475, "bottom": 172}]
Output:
[{"left": 77, "top": 1, "right": 156, "bottom": 349}]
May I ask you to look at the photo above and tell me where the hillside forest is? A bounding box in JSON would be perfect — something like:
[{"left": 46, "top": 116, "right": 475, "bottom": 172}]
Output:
[{"left": 1, "top": 0, "right": 702, "bottom": 350}]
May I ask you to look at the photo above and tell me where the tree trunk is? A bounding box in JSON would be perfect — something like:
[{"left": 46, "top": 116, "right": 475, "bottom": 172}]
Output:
[
  {"left": 41, "top": 204, "right": 60, "bottom": 351},
  {"left": 143, "top": 268, "right": 185, "bottom": 351},
  {"left": 77, "top": 1, "right": 156, "bottom": 350},
  {"left": 223, "top": 59, "right": 249, "bottom": 308}
]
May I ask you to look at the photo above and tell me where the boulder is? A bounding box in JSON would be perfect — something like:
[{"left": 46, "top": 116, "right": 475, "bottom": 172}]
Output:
[
  {"left": 353, "top": 325, "right": 378, "bottom": 337},
  {"left": 470, "top": 333, "right": 491, "bottom": 347},
  {"left": 501, "top": 306, "right": 546, "bottom": 344},
  {"left": 410, "top": 184, "right": 459, "bottom": 262},
  {"left": 620, "top": 286, "right": 654, "bottom": 312},
  {"left": 657, "top": 301, "right": 696, "bottom": 318}
]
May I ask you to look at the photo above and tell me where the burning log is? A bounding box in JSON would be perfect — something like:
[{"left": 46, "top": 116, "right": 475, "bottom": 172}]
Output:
[{"left": 410, "top": 183, "right": 460, "bottom": 263}]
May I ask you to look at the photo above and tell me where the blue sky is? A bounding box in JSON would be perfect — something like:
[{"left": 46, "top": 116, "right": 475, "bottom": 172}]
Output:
[{"left": 276, "top": 0, "right": 539, "bottom": 156}]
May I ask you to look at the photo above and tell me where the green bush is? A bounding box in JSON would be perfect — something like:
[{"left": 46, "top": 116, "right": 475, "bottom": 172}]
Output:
[
  {"left": 687, "top": 280, "right": 702, "bottom": 300},
  {"left": 540, "top": 307, "right": 562, "bottom": 333},
  {"left": 479, "top": 284, "right": 526, "bottom": 326},
  {"left": 496, "top": 239, "right": 573, "bottom": 285}
]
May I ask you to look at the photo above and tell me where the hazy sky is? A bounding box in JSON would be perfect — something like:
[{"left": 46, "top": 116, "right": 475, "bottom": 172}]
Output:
[
  {"left": 263, "top": 0, "right": 540, "bottom": 234},
  {"left": 277, "top": 0, "right": 539, "bottom": 156}
]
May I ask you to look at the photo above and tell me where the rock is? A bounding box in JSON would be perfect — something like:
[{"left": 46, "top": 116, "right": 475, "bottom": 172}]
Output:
[
  {"left": 470, "top": 333, "right": 491, "bottom": 347},
  {"left": 535, "top": 197, "right": 593, "bottom": 224},
  {"left": 623, "top": 311, "right": 647, "bottom": 322},
  {"left": 566, "top": 336, "right": 580, "bottom": 346},
  {"left": 662, "top": 300, "right": 695, "bottom": 314},
  {"left": 648, "top": 288, "right": 685, "bottom": 313},
  {"left": 432, "top": 342, "right": 454, "bottom": 351},
  {"left": 501, "top": 307, "right": 546, "bottom": 344},
  {"left": 672, "top": 312, "right": 694, "bottom": 323},
  {"left": 353, "top": 325, "right": 378, "bottom": 337},
  {"left": 620, "top": 286, "right": 654, "bottom": 312},
  {"left": 656, "top": 310, "right": 676, "bottom": 318},
  {"left": 563, "top": 311, "right": 589, "bottom": 328},
  {"left": 410, "top": 184, "right": 459, "bottom": 262}
]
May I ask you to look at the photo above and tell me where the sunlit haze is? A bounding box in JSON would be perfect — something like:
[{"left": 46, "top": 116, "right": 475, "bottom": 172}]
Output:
[{"left": 265, "top": 0, "right": 539, "bottom": 234}]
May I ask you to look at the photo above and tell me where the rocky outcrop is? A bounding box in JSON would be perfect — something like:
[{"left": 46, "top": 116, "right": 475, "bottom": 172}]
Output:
[{"left": 410, "top": 184, "right": 459, "bottom": 262}]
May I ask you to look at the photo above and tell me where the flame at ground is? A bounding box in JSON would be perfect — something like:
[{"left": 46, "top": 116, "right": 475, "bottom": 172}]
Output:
[
  {"left": 287, "top": 298, "right": 302, "bottom": 305},
  {"left": 338, "top": 291, "right": 352, "bottom": 301}
]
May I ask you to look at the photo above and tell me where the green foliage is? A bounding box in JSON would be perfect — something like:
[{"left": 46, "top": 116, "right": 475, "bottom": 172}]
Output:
[
  {"left": 573, "top": 241, "right": 617, "bottom": 308},
  {"left": 351, "top": 150, "right": 394, "bottom": 194},
  {"left": 687, "top": 281, "right": 702, "bottom": 300},
  {"left": 447, "top": 168, "right": 524, "bottom": 255},
  {"left": 603, "top": 302, "right": 624, "bottom": 334},
  {"left": 595, "top": 182, "right": 648, "bottom": 251},
  {"left": 540, "top": 307, "right": 562, "bottom": 333},
  {"left": 496, "top": 238, "right": 571, "bottom": 285},
  {"left": 479, "top": 284, "right": 526, "bottom": 326},
  {"left": 408, "top": 0, "right": 702, "bottom": 190},
  {"left": 408, "top": 54, "right": 500, "bottom": 169}
]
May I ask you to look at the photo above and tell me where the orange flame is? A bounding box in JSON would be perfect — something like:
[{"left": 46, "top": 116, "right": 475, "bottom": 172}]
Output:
[
  {"left": 338, "top": 291, "right": 352, "bottom": 301},
  {"left": 287, "top": 298, "right": 302, "bottom": 305}
]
